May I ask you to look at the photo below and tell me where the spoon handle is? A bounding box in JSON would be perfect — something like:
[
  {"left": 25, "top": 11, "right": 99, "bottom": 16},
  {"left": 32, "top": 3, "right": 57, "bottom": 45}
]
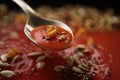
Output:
[{"left": 12, "top": 0, "right": 36, "bottom": 15}]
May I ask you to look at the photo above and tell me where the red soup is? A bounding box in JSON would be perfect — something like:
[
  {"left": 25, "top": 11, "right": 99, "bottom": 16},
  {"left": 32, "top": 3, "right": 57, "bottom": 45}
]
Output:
[
  {"left": 0, "top": 4, "right": 120, "bottom": 80},
  {"left": 31, "top": 25, "right": 73, "bottom": 50}
]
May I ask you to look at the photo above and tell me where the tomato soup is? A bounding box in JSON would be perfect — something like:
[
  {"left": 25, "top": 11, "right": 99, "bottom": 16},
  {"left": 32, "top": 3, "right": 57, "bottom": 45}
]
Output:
[
  {"left": 0, "top": 22, "right": 120, "bottom": 80},
  {"left": 0, "top": 3, "right": 120, "bottom": 80},
  {"left": 31, "top": 25, "right": 73, "bottom": 50}
]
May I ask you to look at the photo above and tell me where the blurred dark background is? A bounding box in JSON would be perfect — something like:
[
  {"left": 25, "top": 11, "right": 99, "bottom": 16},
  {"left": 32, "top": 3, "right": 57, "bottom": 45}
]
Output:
[{"left": 0, "top": 0, "right": 120, "bottom": 14}]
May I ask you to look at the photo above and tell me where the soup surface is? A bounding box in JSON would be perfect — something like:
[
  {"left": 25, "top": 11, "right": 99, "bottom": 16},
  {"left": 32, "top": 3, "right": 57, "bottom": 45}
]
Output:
[{"left": 31, "top": 25, "right": 73, "bottom": 50}]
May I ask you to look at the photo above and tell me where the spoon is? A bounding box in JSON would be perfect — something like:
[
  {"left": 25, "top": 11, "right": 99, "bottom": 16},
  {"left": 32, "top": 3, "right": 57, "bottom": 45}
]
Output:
[{"left": 12, "top": 0, "right": 74, "bottom": 50}]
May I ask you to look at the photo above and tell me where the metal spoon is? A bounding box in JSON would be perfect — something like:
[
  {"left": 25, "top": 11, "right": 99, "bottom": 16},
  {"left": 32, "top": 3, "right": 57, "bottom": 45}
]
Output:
[{"left": 12, "top": 0, "right": 74, "bottom": 50}]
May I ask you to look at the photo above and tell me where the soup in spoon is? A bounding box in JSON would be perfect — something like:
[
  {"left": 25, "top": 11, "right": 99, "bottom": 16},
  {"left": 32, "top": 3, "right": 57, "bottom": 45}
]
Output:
[{"left": 31, "top": 25, "right": 73, "bottom": 50}]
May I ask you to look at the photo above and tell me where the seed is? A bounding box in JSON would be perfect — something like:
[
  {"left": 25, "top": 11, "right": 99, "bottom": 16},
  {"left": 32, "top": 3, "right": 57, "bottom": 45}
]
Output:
[
  {"left": 54, "top": 65, "right": 65, "bottom": 72},
  {"left": 76, "top": 44, "right": 87, "bottom": 51},
  {"left": 0, "top": 54, "right": 8, "bottom": 61},
  {"left": 76, "top": 52, "right": 85, "bottom": 57},
  {"left": 81, "top": 63, "right": 90, "bottom": 69},
  {"left": 58, "top": 35, "right": 67, "bottom": 41},
  {"left": 82, "top": 48, "right": 90, "bottom": 54},
  {"left": 28, "top": 52, "right": 43, "bottom": 57},
  {"left": 0, "top": 62, "right": 10, "bottom": 67},
  {"left": 36, "top": 62, "right": 45, "bottom": 69},
  {"left": 73, "top": 54, "right": 81, "bottom": 64},
  {"left": 0, "top": 61, "right": 10, "bottom": 67},
  {"left": 0, "top": 70, "right": 15, "bottom": 77},
  {"left": 72, "top": 66, "right": 83, "bottom": 73},
  {"left": 78, "top": 64, "right": 89, "bottom": 72},
  {"left": 12, "top": 55, "right": 22, "bottom": 63},
  {"left": 66, "top": 56, "right": 74, "bottom": 66},
  {"left": 36, "top": 55, "right": 46, "bottom": 62}
]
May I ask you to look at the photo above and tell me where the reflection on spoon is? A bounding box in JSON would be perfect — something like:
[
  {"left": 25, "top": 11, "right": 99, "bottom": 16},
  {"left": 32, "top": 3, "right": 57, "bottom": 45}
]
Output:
[{"left": 12, "top": 0, "right": 74, "bottom": 51}]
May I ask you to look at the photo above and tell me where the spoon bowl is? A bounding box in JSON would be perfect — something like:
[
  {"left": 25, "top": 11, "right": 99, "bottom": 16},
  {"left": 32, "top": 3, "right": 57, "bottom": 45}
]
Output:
[{"left": 12, "top": 0, "right": 74, "bottom": 50}]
